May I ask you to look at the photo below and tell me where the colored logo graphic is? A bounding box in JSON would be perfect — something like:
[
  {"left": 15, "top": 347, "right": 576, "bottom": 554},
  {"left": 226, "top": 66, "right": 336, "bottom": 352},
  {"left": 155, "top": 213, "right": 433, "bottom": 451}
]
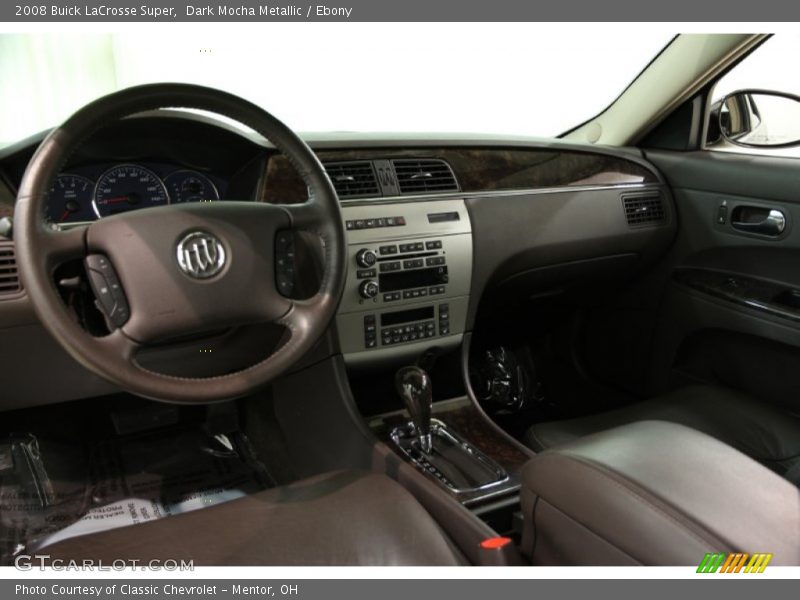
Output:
[{"left": 697, "top": 553, "right": 773, "bottom": 573}]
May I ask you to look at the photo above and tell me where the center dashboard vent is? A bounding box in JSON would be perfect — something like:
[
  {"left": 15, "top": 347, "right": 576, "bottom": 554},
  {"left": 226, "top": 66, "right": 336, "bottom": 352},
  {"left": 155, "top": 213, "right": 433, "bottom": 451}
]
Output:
[
  {"left": 324, "top": 161, "right": 380, "bottom": 199},
  {"left": 392, "top": 159, "right": 459, "bottom": 194},
  {"left": 622, "top": 192, "right": 666, "bottom": 227},
  {"left": 0, "top": 241, "right": 21, "bottom": 297}
]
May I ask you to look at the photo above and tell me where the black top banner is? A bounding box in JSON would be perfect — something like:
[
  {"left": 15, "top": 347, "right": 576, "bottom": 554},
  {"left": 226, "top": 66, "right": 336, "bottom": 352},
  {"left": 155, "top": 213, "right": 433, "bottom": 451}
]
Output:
[{"left": 1, "top": 0, "right": 798, "bottom": 21}]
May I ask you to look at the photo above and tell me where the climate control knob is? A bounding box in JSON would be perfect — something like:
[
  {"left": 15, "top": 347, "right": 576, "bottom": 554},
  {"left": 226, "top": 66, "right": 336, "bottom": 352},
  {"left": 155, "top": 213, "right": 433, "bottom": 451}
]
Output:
[
  {"left": 356, "top": 248, "right": 377, "bottom": 268},
  {"left": 359, "top": 280, "right": 379, "bottom": 299}
]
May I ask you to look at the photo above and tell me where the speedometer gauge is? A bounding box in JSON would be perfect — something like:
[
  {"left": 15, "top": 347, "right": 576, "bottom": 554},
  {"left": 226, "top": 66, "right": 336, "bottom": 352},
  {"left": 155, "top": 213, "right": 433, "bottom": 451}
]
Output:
[
  {"left": 48, "top": 174, "right": 96, "bottom": 223},
  {"left": 164, "top": 170, "right": 220, "bottom": 203},
  {"left": 93, "top": 164, "right": 169, "bottom": 218}
]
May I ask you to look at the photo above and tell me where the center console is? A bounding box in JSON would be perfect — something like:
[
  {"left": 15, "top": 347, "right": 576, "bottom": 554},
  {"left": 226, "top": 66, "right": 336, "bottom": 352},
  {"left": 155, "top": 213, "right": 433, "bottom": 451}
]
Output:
[
  {"left": 335, "top": 199, "right": 472, "bottom": 367},
  {"left": 335, "top": 195, "right": 526, "bottom": 538}
]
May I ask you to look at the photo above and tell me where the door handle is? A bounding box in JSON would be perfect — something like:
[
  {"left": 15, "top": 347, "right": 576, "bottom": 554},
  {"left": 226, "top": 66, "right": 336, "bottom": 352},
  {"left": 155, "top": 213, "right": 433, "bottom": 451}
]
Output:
[{"left": 731, "top": 208, "right": 786, "bottom": 236}]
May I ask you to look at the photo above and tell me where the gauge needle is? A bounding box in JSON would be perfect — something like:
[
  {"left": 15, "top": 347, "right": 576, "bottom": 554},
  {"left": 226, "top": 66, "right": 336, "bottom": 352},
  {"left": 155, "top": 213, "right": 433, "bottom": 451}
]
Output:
[{"left": 101, "top": 195, "right": 131, "bottom": 204}]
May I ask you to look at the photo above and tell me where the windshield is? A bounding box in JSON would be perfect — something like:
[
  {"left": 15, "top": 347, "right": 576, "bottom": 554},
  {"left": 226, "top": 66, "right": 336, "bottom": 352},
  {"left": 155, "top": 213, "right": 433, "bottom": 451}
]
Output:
[{"left": 0, "top": 26, "right": 672, "bottom": 149}]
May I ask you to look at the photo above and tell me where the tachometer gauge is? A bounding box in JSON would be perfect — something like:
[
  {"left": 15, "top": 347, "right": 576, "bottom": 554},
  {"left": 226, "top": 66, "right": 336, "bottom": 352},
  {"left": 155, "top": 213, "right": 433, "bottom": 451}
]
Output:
[
  {"left": 164, "top": 170, "right": 220, "bottom": 204},
  {"left": 48, "top": 174, "right": 96, "bottom": 223},
  {"left": 93, "top": 164, "right": 169, "bottom": 218}
]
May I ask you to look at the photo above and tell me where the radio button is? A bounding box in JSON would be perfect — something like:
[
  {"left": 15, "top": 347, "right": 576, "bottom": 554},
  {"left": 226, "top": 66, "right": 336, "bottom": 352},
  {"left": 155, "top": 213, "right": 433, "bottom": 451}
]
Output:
[
  {"left": 403, "top": 259, "right": 424, "bottom": 269},
  {"left": 357, "top": 268, "right": 376, "bottom": 279},
  {"left": 356, "top": 248, "right": 377, "bottom": 268},
  {"left": 426, "top": 240, "right": 443, "bottom": 249},
  {"left": 426, "top": 257, "right": 445, "bottom": 266},
  {"left": 380, "top": 261, "right": 401, "bottom": 273},
  {"left": 379, "top": 245, "right": 398, "bottom": 255},
  {"left": 359, "top": 280, "right": 379, "bottom": 299}
]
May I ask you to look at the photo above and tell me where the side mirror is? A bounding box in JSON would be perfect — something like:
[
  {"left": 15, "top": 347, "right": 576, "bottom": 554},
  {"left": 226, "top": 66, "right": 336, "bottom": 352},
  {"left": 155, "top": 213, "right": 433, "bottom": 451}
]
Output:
[{"left": 716, "top": 90, "right": 800, "bottom": 148}]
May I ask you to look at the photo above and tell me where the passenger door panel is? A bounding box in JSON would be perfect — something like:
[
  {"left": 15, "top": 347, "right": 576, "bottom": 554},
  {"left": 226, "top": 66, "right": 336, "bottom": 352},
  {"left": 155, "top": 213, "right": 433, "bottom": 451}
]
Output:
[{"left": 644, "top": 149, "right": 800, "bottom": 411}]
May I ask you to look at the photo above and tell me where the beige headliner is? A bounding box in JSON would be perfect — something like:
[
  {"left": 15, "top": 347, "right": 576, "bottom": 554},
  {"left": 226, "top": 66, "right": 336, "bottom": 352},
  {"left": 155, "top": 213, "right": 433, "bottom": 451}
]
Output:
[{"left": 564, "top": 34, "right": 769, "bottom": 147}]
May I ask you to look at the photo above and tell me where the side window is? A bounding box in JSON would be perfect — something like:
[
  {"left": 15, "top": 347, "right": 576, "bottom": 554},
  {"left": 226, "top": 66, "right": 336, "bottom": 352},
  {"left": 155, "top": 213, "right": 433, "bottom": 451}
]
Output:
[{"left": 706, "top": 35, "right": 800, "bottom": 157}]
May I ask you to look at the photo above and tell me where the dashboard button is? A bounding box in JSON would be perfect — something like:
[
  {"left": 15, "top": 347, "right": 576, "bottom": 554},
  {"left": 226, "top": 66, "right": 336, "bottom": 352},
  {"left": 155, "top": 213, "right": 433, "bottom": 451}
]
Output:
[
  {"left": 359, "top": 280, "right": 379, "bottom": 299},
  {"left": 426, "top": 240, "right": 443, "bottom": 249},
  {"left": 356, "top": 248, "right": 377, "bottom": 268},
  {"left": 379, "top": 245, "right": 398, "bottom": 255},
  {"left": 380, "top": 261, "right": 401, "bottom": 272}
]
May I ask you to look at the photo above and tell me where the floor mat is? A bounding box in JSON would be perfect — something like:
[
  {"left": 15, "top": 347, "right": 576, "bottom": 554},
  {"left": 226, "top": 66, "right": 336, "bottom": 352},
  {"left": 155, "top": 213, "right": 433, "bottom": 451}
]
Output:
[{"left": 0, "top": 427, "right": 270, "bottom": 563}]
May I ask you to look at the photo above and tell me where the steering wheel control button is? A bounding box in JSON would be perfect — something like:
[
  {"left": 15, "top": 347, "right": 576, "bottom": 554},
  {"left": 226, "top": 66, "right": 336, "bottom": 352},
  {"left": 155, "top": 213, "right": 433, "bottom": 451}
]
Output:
[
  {"left": 275, "top": 231, "right": 296, "bottom": 297},
  {"left": 176, "top": 231, "right": 227, "bottom": 279},
  {"left": 85, "top": 254, "right": 130, "bottom": 328}
]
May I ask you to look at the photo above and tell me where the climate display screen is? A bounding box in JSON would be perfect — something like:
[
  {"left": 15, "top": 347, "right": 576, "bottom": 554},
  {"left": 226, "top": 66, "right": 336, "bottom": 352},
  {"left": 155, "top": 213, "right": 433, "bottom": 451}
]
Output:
[{"left": 380, "top": 307, "right": 435, "bottom": 327}]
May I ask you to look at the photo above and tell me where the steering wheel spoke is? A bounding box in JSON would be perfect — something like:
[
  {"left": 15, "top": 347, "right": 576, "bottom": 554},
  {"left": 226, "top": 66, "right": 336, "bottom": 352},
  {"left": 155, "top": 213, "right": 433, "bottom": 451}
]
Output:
[
  {"left": 96, "top": 328, "right": 140, "bottom": 361},
  {"left": 282, "top": 199, "right": 327, "bottom": 231},
  {"left": 40, "top": 224, "right": 87, "bottom": 266}
]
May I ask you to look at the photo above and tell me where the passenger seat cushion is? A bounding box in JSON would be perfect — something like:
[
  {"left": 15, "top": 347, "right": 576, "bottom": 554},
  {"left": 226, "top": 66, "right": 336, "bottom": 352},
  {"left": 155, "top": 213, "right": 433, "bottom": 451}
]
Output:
[
  {"left": 39, "top": 471, "right": 466, "bottom": 566},
  {"left": 521, "top": 421, "right": 800, "bottom": 566},
  {"left": 525, "top": 385, "right": 800, "bottom": 466}
]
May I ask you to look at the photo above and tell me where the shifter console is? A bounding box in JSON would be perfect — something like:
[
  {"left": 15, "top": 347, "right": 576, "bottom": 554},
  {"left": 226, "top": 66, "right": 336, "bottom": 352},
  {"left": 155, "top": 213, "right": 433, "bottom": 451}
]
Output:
[{"left": 391, "top": 365, "right": 509, "bottom": 495}]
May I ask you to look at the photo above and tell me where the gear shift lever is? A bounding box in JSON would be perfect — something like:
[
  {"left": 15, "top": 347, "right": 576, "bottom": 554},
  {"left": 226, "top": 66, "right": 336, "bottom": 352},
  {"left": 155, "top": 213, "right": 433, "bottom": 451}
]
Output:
[{"left": 396, "top": 366, "right": 433, "bottom": 453}]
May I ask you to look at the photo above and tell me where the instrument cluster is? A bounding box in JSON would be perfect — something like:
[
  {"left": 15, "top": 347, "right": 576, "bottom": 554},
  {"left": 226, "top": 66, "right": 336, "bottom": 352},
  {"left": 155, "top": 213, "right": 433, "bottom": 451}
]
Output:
[{"left": 47, "top": 162, "right": 226, "bottom": 224}]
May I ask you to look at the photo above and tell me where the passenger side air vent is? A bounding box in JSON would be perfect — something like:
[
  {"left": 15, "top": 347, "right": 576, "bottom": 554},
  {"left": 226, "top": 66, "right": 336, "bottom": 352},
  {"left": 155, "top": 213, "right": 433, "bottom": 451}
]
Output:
[
  {"left": 0, "top": 241, "right": 21, "bottom": 297},
  {"left": 392, "top": 159, "right": 459, "bottom": 194},
  {"left": 324, "top": 161, "right": 380, "bottom": 199},
  {"left": 622, "top": 192, "right": 666, "bottom": 227}
]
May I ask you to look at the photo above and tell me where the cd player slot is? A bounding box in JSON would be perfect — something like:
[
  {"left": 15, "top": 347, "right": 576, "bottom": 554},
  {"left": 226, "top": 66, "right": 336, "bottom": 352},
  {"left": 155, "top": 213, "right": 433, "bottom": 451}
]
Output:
[{"left": 376, "top": 251, "right": 438, "bottom": 262}]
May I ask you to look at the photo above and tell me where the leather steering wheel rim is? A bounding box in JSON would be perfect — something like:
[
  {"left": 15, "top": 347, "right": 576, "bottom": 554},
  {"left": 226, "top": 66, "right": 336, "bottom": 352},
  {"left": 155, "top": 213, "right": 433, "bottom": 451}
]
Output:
[{"left": 14, "top": 83, "right": 346, "bottom": 403}]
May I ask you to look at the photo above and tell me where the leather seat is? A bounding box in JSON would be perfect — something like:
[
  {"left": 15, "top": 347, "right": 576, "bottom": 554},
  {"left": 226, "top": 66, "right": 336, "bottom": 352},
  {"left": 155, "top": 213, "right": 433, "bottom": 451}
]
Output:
[
  {"left": 525, "top": 385, "right": 800, "bottom": 483},
  {"left": 38, "top": 471, "right": 466, "bottom": 566},
  {"left": 520, "top": 421, "right": 800, "bottom": 565}
]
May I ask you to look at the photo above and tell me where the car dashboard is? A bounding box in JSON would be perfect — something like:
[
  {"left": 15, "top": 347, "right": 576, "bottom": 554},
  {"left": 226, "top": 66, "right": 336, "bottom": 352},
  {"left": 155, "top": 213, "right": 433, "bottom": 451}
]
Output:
[{"left": 0, "top": 111, "right": 676, "bottom": 409}]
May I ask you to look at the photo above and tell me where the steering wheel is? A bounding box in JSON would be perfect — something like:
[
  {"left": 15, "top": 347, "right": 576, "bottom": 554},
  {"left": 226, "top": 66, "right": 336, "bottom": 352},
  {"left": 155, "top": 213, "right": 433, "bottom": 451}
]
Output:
[{"left": 14, "top": 84, "right": 346, "bottom": 403}]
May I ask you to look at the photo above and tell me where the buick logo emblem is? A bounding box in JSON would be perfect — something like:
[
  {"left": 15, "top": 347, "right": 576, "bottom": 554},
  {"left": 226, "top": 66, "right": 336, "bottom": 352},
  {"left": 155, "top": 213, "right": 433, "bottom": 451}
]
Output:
[{"left": 176, "top": 231, "right": 226, "bottom": 279}]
